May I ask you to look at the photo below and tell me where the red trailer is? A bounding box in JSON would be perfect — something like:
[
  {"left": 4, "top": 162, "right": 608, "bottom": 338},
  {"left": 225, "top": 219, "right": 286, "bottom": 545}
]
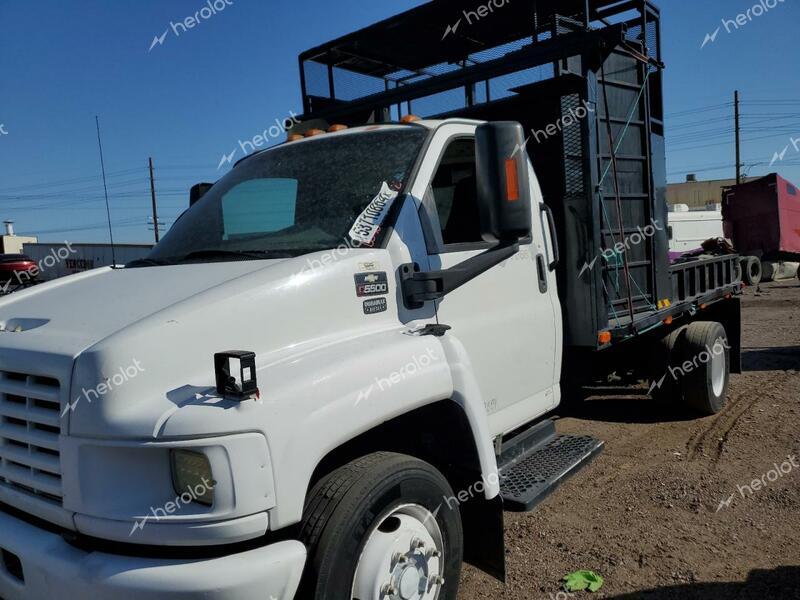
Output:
[{"left": 723, "top": 173, "right": 800, "bottom": 283}]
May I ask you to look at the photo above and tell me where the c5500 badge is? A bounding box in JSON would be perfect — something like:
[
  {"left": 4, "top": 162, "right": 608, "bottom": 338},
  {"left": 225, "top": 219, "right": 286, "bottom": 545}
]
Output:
[{"left": 355, "top": 272, "right": 389, "bottom": 297}]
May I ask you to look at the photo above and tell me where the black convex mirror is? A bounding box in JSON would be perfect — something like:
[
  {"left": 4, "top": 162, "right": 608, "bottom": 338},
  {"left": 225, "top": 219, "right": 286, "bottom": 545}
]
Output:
[
  {"left": 475, "top": 122, "right": 533, "bottom": 242},
  {"left": 190, "top": 182, "right": 214, "bottom": 207}
]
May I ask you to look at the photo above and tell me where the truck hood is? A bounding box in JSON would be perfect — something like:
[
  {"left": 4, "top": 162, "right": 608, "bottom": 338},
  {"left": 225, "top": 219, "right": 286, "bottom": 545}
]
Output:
[
  {"left": 0, "top": 262, "right": 276, "bottom": 358},
  {"left": 0, "top": 250, "right": 402, "bottom": 439}
]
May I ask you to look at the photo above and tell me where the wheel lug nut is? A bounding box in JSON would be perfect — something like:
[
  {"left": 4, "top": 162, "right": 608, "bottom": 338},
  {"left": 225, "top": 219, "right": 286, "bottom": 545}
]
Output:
[
  {"left": 410, "top": 537, "right": 425, "bottom": 550},
  {"left": 392, "top": 552, "right": 408, "bottom": 565},
  {"left": 430, "top": 574, "right": 445, "bottom": 586},
  {"left": 427, "top": 548, "right": 441, "bottom": 558},
  {"left": 381, "top": 583, "right": 398, "bottom": 596}
]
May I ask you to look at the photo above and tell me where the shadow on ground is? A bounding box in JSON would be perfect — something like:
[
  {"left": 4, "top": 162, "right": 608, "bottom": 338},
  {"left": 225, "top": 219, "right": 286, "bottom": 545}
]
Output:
[
  {"left": 742, "top": 346, "right": 800, "bottom": 372},
  {"left": 607, "top": 566, "right": 800, "bottom": 599},
  {"left": 557, "top": 388, "right": 697, "bottom": 425}
]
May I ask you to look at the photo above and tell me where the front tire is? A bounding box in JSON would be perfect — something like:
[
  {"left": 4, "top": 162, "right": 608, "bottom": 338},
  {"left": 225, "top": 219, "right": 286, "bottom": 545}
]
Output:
[{"left": 299, "top": 452, "right": 463, "bottom": 600}]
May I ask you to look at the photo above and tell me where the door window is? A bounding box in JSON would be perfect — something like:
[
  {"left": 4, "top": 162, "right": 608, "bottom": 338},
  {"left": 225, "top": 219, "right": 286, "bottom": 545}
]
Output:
[{"left": 430, "top": 138, "right": 483, "bottom": 246}]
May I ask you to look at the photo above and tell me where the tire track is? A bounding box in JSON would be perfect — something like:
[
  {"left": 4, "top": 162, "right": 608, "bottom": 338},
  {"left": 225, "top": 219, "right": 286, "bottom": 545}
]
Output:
[{"left": 686, "top": 371, "right": 795, "bottom": 463}]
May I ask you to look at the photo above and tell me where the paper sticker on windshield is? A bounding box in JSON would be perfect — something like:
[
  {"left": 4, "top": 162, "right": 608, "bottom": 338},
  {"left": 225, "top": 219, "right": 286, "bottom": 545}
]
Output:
[{"left": 349, "top": 182, "right": 400, "bottom": 246}]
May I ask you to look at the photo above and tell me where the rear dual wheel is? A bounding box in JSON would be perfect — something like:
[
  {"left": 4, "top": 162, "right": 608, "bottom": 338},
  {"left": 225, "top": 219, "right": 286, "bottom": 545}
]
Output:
[{"left": 649, "top": 321, "right": 730, "bottom": 416}]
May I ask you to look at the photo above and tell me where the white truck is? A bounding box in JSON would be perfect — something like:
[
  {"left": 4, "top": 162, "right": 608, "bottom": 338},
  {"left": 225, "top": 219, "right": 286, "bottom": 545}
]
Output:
[
  {"left": 667, "top": 205, "right": 724, "bottom": 253},
  {"left": 0, "top": 118, "right": 742, "bottom": 600},
  {"left": 0, "top": 2, "right": 744, "bottom": 599}
]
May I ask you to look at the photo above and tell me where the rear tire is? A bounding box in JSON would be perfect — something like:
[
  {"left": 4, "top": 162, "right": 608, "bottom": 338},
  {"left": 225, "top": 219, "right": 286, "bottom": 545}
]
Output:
[
  {"left": 649, "top": 326, "right": 688, "bottom": 403},
  {"left": 681, "top": 322, "right": 730, "bottom": 416},
  {"left": 299, "top": 452, "right": 463, "bottom": 600},
  {"left": 761, "top": 261, "right": 776, "bottom": 283},
  {"left": 742, "top": 256, "right": 762, "bottom": 286}
]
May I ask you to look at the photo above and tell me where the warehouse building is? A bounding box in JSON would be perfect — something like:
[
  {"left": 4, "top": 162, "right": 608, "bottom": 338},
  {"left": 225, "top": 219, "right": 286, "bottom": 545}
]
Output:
[
  {"left": 0, "top": 221, "right": 37, "bottom": 254},
  {"left": 667, "top": 174, "right": 755, "bottom": 209}
]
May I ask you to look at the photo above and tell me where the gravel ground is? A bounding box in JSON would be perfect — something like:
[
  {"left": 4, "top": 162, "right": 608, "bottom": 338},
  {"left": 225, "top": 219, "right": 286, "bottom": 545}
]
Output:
[{"left": 459, "top": 280, "right": 800, "bottom": 599}]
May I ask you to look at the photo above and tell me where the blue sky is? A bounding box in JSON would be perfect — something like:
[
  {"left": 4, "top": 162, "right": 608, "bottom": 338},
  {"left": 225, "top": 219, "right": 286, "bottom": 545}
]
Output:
[{"left": 0, "top": 0, "right": 798, "bottom": 243}]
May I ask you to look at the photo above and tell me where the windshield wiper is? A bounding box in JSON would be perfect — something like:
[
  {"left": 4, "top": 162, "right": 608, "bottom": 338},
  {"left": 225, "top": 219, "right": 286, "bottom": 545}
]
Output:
[
  {"left": 125, "top": 258, "right": 173, "bottom": 268},
  {"left": 177, "top": 249, "right": 295, "bottom": 262}
]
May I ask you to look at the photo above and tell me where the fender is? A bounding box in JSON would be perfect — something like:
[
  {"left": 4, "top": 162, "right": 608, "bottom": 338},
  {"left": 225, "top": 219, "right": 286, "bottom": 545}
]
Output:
[
  {"left": 260, "top": 328, "right": 500, "bottom": 528},
  {"left": 437, "top": 333, "right": 501, "bottom": 499}
]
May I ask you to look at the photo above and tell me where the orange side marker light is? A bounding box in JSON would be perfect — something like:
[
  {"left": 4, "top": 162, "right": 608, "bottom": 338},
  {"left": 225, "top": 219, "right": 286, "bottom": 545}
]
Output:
[{"left": 505, "top": 159, "right": 520, "bottom": 202}]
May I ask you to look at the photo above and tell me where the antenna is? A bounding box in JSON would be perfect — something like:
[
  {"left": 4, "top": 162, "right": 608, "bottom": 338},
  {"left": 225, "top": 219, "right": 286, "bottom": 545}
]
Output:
[{"left": 95, "top": 116, "right": 117, "bottom": 266}]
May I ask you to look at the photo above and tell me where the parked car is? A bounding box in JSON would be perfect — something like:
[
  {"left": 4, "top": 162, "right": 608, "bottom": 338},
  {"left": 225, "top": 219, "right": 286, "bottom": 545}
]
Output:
[{"left": 0, "top": 254, "right": 38, "bottom": 291}]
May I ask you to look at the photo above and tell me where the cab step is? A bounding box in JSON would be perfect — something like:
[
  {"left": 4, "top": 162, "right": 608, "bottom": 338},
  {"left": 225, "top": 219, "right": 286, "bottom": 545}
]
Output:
[{"left": 498, "top": 420, "right": 604, "bottom": 512}]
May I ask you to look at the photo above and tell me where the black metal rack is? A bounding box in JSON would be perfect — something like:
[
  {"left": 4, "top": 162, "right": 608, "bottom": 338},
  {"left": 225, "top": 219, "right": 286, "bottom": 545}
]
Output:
[{"left": 297, "top": 0, "right": 675, "bottom": 349}]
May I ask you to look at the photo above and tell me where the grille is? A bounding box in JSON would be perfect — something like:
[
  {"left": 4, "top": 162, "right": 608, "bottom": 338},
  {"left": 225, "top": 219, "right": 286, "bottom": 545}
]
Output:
[{"left": 0, "top": 371, "right": 63, "bottom": 504}]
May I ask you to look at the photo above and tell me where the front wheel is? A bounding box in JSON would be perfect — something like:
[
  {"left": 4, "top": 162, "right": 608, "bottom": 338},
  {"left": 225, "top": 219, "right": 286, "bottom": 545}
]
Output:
[{"left": 299, "top": 452, "right": 463, "bottom": 600}]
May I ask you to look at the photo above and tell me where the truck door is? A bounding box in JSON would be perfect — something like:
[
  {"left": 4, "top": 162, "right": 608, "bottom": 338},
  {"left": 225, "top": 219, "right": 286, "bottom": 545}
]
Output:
[{"left": 410, "top": 125, "right": 562, "bottom": 437}]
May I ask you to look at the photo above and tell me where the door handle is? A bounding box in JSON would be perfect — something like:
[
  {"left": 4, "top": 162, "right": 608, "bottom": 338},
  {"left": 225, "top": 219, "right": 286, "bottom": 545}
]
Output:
[
  {"left": 539, "top": 203, "right": 560, "bottom": 270},
  {"left": 536, "top": 254, "right": 548, "bottom": 293}
]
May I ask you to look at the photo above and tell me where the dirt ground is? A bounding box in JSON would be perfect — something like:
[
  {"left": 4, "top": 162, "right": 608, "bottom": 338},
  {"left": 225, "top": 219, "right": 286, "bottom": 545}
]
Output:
[{"left": 459, "top": 280, "right": 800, "bottom": 599}]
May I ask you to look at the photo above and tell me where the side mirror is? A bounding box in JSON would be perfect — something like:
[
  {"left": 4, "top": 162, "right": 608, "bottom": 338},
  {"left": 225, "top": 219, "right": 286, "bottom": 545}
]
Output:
[
  {"left": 190, "top": 183, "right": 214, "bottom": 207},
  {"left": 475, "top": 122, "right": 532, "bottom": 242}
]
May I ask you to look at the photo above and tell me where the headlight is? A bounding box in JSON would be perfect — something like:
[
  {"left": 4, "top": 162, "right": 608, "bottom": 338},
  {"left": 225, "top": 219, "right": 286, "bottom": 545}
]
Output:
[{"left": 170, "top": 449, "right": 216, "bottom": 506}]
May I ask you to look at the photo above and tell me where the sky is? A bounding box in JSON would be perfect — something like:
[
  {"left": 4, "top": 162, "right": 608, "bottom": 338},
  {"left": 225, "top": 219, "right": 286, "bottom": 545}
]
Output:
[{"left": 0, "top": 0, "right": 798, "bottom": 244}]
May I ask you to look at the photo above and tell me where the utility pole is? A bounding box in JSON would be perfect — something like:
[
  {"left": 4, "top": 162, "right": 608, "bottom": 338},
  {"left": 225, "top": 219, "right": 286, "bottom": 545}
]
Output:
[
  {"left": 148, "top": 157, "right": 160, "bottom": 243},
  {"left": 734, "top": 90, "right": 741, "bottom": 185}
]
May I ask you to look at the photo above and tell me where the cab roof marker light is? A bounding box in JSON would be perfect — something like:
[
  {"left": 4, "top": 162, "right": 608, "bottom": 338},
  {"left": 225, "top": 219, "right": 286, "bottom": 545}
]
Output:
[
  {"left": 328, "top": 124, "right": 348, "bottom": 132},
  {"left": 304, "top": 129, "right": 326, "bottom": 138},
  {"left": 400, "top": 115, "right": 421, "bottom": 123}
]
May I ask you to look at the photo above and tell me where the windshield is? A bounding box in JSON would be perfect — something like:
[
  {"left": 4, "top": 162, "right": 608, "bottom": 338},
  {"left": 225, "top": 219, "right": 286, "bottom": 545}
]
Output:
[{"left": 141, "top": 128, "right": 428, "bottom": 265}]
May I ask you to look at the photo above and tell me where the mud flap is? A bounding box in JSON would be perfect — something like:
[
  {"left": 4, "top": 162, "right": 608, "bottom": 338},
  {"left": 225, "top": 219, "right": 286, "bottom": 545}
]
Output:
[{"left": 462, "top": 495, "right": 505, "bottom": 582}]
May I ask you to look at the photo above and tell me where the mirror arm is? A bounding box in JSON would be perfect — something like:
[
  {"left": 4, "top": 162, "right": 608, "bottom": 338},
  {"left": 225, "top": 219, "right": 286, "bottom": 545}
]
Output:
[{"left": 400, "top": 240, "right": 520, "bottom": 310}]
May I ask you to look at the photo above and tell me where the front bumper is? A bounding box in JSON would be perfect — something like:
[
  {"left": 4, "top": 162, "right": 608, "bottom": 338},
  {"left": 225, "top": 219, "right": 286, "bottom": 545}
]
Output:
[{"left": 0, "top": 509, "right": 306, "bottom": 600}]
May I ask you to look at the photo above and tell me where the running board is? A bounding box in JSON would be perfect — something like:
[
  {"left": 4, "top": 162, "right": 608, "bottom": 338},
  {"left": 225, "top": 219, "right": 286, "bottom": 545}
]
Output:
[{"left": 498, "top": 420, "right": 604, "bottom": 512}]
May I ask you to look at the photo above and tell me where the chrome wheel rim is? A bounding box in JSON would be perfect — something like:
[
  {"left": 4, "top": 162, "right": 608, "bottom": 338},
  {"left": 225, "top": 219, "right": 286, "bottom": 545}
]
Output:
[
  {"left": 711, "top": 339, "right": 726, "bottom": 397},
  {"left": 351, "top": 503, "right": 445, "bottom": 600}
]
